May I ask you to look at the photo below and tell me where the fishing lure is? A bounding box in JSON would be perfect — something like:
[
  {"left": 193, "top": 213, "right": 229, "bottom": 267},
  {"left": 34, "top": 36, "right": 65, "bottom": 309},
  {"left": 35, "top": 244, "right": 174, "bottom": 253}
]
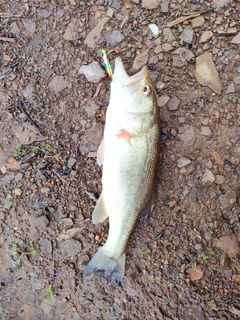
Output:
[{"left": 101, "top": 49, "right": 113, "bottom": 79}]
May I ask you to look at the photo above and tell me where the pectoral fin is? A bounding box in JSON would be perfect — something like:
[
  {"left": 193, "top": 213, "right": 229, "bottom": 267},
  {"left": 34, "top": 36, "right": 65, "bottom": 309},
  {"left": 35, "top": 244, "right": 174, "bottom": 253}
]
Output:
[
  {"left": 97, "top": 139, "right": 105, "bottom": 166},
  {"left": 92, "top": 192, "right": 109, "bottom": 224},
  {"left": 138, "top": 191, "right": 155, "bottom": 221}
]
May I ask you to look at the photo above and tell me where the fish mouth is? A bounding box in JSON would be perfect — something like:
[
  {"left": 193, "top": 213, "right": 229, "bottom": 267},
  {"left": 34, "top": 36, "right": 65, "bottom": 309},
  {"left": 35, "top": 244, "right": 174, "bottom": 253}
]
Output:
[{"left": 113, "top": 57, "right": 129, "bottom": 85}]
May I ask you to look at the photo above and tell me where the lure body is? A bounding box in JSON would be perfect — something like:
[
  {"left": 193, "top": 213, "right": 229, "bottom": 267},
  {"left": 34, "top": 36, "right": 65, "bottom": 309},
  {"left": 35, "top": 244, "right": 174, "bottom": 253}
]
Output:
[{"left": 101, "top": 49, "right": 113, "bottom": 79}]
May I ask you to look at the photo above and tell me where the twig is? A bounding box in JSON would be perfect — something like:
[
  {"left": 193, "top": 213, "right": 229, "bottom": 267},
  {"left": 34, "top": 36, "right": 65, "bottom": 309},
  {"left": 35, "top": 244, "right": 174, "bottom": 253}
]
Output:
[
  {"left": 0, "top": 36, "right": 16, "bottom": 43},
  {"left": 17, "top": 100, "right": 42, "bottom": 135},
  {"left": 85, "top": 191, "right": 98, "bottom": 203},
  {"left": 166, "top": 12, "right": 200, "bottom": 27},
  {"left": 0, "top": 13, "right": 22, "bottom": 18},
  {"left": 52, "top": 169, "right": 68, "bottom": 185}
]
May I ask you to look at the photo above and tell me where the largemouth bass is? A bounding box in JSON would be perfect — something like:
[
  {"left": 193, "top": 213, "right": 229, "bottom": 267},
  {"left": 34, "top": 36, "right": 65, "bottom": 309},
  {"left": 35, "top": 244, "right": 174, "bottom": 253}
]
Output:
[{"left": 84, "top": 57, "right": 160, "bottom": 283}]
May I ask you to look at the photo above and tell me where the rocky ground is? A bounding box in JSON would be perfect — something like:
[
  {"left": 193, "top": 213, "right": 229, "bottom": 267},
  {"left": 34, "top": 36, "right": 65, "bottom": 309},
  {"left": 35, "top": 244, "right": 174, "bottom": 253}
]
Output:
[{"left": 0, "top": 0, "right": 240, "bottom": 319}]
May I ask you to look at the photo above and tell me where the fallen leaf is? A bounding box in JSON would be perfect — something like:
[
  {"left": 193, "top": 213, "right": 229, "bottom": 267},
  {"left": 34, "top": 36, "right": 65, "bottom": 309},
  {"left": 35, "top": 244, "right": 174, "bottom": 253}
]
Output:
[
  {"left": 57, "top": 227, "right": 85, "bottom": 242},
  {"left": 188, "top": 265, "right": 204, "bottom": 280},
  {"left": 6, "top": 157, "right": 20, "bottom": 170},
  {"left": 232, "top": 275, "right": 240, "bottom": 282},
  {"left": 209, "top": 150, "right": 224, "bottom": 167}
]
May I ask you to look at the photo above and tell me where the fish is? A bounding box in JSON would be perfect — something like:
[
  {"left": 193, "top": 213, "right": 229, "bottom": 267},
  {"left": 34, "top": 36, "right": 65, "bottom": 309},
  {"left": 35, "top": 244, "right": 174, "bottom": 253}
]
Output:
[
  {"left": 101, "top": 49, "right": 113, "bottom": 79},
  {"left": 84, "top": 57, "right": 160, "bottom": 283}
]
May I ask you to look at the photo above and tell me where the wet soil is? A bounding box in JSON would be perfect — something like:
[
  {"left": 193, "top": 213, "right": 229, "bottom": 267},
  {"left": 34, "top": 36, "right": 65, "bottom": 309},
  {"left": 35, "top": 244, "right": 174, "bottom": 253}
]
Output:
[{"left": 0, "top": 1, "right": 240, "bottom": 319}]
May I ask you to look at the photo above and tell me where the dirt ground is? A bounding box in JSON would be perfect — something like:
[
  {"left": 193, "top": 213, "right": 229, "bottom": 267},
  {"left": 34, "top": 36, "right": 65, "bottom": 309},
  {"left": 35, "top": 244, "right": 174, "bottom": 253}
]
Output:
[{"left": 0, "top": 0, "right": 240, "bottom": 319}]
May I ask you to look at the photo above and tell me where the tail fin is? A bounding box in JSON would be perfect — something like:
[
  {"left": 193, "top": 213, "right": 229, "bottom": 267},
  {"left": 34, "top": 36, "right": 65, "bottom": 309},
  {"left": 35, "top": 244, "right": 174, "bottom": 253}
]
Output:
[{"left": 84, "top": 246, "right": 126, "bottom": 283}]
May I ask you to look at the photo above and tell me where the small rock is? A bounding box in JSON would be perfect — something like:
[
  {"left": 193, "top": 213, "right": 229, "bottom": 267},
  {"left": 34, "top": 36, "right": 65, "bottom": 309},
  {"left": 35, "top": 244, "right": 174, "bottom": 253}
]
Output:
[
  {"left": 215, "top": 175, "right": 225, "bottom": 184},
  {"left": 161, "top": 0, "right": 169, "bottom": 13},
  {"left": 29, "top": 216, "right": 49, "bottom": 229},
  {"left": 233, "top": 75, "right": 240, "bottom": 84},
  {"left": 231, "top": 32, "right": 240, "bottom": 44},
  {"left": 72, "top": 133, "right": 79, "bottom": 142},
  {"left": 162, "top": 28, "right": 175, "bottom": 42},
  {"left": 60, "top": 239, "right": 82, "bottom": 258},
  {"left": 40, "top": 239, "right": 52, "bottom": 257},
  {"left": 178, "top": 126, "right": 195, "bottom": 142},
  {"left": 79, "top": 62, "right": 106, "bottom": 83},
  {"left": 154, "top": 45, "right": 162, "bottom": 54},
  {"left": 200, "top": 31, "right": 213, "bottom": 43},
  {"left": 202, "top": 169, "right": 215, "bottom": 185},
  {"left": 142, "top": 0, "right": 159, "bottom": 9},
  {"left": 201, "top": 126, "right": 211, "bottom": 136},
  {"left": 22, "top": 19, "right": 36, "bottom": 33},
  {"left": 159, "top": 107, "right": 170, "bottom": 122},
  {"left": 68, "top": 157, "right": 76, "bottom": 168},
  {"left": 84, "top": 17, "right": 109, "bottom": 48},
  {"left": 126, "top": 286, "right": 137, "bottom": 297},
  {"left": 219, "top": 189, "right": 237, "bottom": 209},
  {"left": 191, "top": 16, "right": 205, "bottom": 28},
  {"left": 15, "top": 172, "right": 23, "bottom": 183},
  {"left": 216, "top": 26, "right": 238, "bottom": 36},
  {"left": 177, "top": 157, "right": 191, "bottom": 168},
  {"left": 41, "top": 187, "right": 50, "bottom": 193},
  {"left": 49, "top": 76, "right": 68, "bottom": 93},
  {"left": 14, "top": 188, "right": 22, "bottom": 196},
  {"left": 108, "top": 0, "right": 121, "bottom": 9},
  {"left": 173, "top": 47, "right": 194, "bottom": 61},
  {"left": 157, "top": 95, "right": 170, "bottom": 108},
  {"left": 167, "top": 95, "right": 180, "bottom": 111},
  {"left": 10, "top": 22, "right": 21, "bottom": 34},
  {"left": 216, "top": 234, "right": 239, "bottom": 257},
  {"left": 105, "top": 30, "right": 124, "bottom": 46},
  {"left": 226, "top": 82, "right": 235, "bottom": 93},
  {"left": 61, "top": 218, "right": 73, "bottom": 226},
  {"left": 212, "top": 0, "right": 232, "bottom": 8},
  {"left": 38, "top": 9, "right": 51, "bottom": 18},
  {"left": 148, "top": 24, "right": 158, "bottom": 36},
  {"left": 162, "top": 43, "right": 173, "bottom": 52},
  {"left": 63, "top": 22, "right": 78, "bottom": 40},
  {"left": 131, "top": 49, "right": 149, "bottom": 73},
  {"left": 204, "top": 160, "right": 212, "bottom": 169},
  {"left": 179, "top": 25, "right": 195, "bottom": 44},
  {"left": 106, "top": 8, "right": 114, "bottom": 17},
  {"left": 195, "top": 52, "right": 222, "bottom": 94},
  {"left": 80, "top": 123, "right": 104, "bottom": 154},
  {"left": 188, "top": 265, "right": 204, "bottom": 281}
]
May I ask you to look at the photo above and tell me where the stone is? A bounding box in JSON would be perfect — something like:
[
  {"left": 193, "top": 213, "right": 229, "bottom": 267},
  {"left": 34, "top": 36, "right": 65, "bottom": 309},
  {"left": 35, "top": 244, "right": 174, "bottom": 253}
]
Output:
[
  {"left": 10, "top": 22, "right": 21, "bottom": 34},
  {"left": 131, "top": 49, "right": 149, "bottom": 73},
  {"left": 177, "top": 157, "right": 191, "bottom": 168},
  {"left": 106, "top": 8, "right": 114, "bottom": 17},
  {"left": 177, "top": 126, "right": 195, "bottom": 142},
  {"left": 49, "top": 76, "right": 68, "bottom": 93},
  {"left": 68, "top": 157, "right": 76, "bottom": 168},
  {"left": 200, "top": 31, "right": 213, "bottom": 43},
  {"left": 84, "top": 17, "right": 109, "bottom": 48},
  {"left": 108, "top": 0, "right": 121, "bottom": 9},
  {"left": 80, "top": 123, "right": 104, "bottom": 154},
  {"left": 162, "top": 43, "right": 173, "bottom": 52},
  {"left": 212, "top": 0, "right": 232, "bottom": 8},
  {"left": 215, "top": 175, "right": 225, "bottom": 184},
  {"left": 157, "top": 95, "right": 169, "bottom": 108},
  {"left": 83, "top": 100, "right": 100, "bottom": 117},
  {"left": 126, "top": 286, "right": 137, "bottom": 297},
  {"left": 142, "top": 0, "right": 159, "bottom": 9},
  {"left": 191, "top": 16, "right": 205, "bottom": 28},
  {"left": 22, "top": 19, "right": 36, "bottom": 33},
  {"left": 226, "top": 82, "right": 235, "bottom": 93},
  {"left": 162, "top": 28, "right": 175, "bottom": 42},
  {"left": 167, "top": 95, "right": 180, "bottom": 111},
  {"left": 216, "top": 26, "right": 238, "bottom": 36},
  {"left": 179, "top": 25, "right": 195, "bottom": 44},
  {"left": 63, "top": 22, "right": 78, "bottom": 40},
  {"left": 231, "top": 32, "right": 240, "bottom": 44},
  {"left": 29, "top": 216, "right": 49, "bottom": 229},
  {"left": 173, "top": 47, "right": 194, "bottom": 61},
  {"left": 202, "top": 169, "right": 215, "bottom": 184},
  {"left": 201, "top": 126, "right": 211, "bottom": 136},
  {"left": 79, "top": 62, "right": 106, "bottom": 83},
  {"left": 15, "top": 172, "right": 23, "bottom": 183},
  {"left": 38, "top": 9, "right": 51, "bottom": 18},
  {"left": 159, "top": 107, "right": 170, "bottom": 122},
  {"left": 195, "top": 52, "right": 222, "bottom": 94},
  {"left": 72, "top": 133, "right": 79, "bottom": 142},
  {"left": 14, "top": 188, "right": 22, "bottom": 196},
  {"left": 105, "top": 30, "right": 125, "bottom": 46},
  {"left": 60, "top": 239, "right": 82, "bottom": 257},
  {"left": 161, "top": 0, "right": 169, "bottom": 13},
  {"left": 216, "top": 234, "right": 239, "bottom": 257},
  {"left": 219, "top": 189, "right": 237, "bottom": 209},
  {"left": 154, "top": 45, "right": 162, "bottom": 54},
  {"left": 40, "top": 239, "right": 52, "bottom": 257},
  {"left": 149, "top": 24, "right": 159, "bottom": 36}
]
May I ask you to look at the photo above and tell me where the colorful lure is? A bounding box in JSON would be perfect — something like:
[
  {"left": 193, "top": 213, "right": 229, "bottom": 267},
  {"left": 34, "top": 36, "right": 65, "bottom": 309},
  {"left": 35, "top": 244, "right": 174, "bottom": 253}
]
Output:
[{"left": 101, "top": 49, "right": 113, "bottom": 79}]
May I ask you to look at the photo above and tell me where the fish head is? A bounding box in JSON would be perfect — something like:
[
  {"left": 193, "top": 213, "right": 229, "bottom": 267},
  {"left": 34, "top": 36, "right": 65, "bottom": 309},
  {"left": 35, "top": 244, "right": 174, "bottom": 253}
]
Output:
[{"left": 110, "top": 57, "right": 158, "bottom": 135}]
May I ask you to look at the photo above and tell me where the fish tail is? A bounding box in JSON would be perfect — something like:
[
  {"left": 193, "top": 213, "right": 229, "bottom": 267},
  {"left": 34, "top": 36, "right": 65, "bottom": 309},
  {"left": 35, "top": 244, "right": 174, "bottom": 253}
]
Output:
[{"left": 84, "top": 246, "right": 126, "bottom": 283}]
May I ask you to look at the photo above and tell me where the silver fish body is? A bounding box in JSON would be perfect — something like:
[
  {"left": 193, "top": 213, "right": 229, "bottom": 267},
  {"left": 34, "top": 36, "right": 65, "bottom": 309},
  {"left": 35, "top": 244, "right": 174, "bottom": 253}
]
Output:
[{"left": 84, "top": 57, "right": 160, "bottom": 282}]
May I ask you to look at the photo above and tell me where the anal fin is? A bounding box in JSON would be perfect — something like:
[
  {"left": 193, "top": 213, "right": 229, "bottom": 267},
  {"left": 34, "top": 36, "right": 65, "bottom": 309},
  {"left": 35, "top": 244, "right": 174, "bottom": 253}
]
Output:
[
  {"left": 92, "top": 192, "right": 108, "bottom": 224},
  {"left": 97, "top": 139, "right": 105, "bottom": 166},
  {"left": 138, "top": 191, "right": 155, "bottom": 221}
]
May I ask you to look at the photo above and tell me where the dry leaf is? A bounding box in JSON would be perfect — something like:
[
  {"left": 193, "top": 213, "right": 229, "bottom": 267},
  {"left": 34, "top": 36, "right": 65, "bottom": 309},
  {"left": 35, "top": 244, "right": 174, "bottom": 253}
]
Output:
[
  {"left": 57, "top": 227, "right": 84, "bottom": 242},
  {"left": 188, "top": 266, "right": 204, "bottom": 280},
  {"left": 209, "top": 150, "right": 224, "bottom": 167},
  {"left": 6, "top": 157, "right": 20, "bottom": 170}
]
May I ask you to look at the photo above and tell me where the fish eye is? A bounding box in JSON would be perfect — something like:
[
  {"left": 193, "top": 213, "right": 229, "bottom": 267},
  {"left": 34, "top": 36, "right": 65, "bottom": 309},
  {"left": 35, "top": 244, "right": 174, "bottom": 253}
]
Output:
[
  {"left": 101, "top": 52, "right": 104, "bottom": 57},
  {"left": 142, "top": 85, "right": 151, "bottom": 96}
]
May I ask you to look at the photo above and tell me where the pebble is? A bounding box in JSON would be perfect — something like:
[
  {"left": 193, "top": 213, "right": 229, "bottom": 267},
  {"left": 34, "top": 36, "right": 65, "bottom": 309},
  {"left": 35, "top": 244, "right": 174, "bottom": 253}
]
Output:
[
  {"left": 126, "top": 286, "right": 137, "bottom": 297},
  {"left": 204, "top": 160, "right": 212, "bottom": 169},
  {"left": 177, "top": 157, "right": 191, "bottom": 168},
  {"left": 154, "top": 45, "right": 162, "bottom": 54},
  {"left": 82, "top": 100, "right": 100, "bottom": 117},
  {"left": 22, "top": 19, "right": 36, "bottom": 33},
  {"left": 60, "top": 239, "right": 82, "bottom": 258},
  {"left": 215, "top": 175, "right": 225, "bottom": 184},
  {"left": 179, "top": 25, "right": 195, "bottom": 44},
  {"left": 63, "top": 22, "right": 78, "bottom": 40},
  {"left": 105, "top": 30, "right": 124, "bottom": 46},
  {"left": 15, "top": 172, "right": 23, "bottom": 183},
  {"left": 219, "top": 189, "right": 237, "bottom": 209},
  {"left": 216, "top": 234, "right": 239, "bottom": 257},
  {"left": 142, "top": 0, "right": 159, "bottom": 9},
  {"left": 84, "top": 17, "right": 109, "bottom": 48},
  {"left": 159, "top": 107, "right": 170, "bottom": 122},
  {"left": 216, "top": 26, "right": 238, "bottom": 36},
  {"left": 49, "top": 75, "right": 69, "bottom": 93},
  {"left": 191, "top": 16, "right": 205, "bottom": 28},
  {"left": 38, "top": 9, "right": 51, "bottom": 18},
  {"left": 148, "top": 24, "right": 159, "bottom": 36},
  {"left": 202, "top": 169, "right": 215, "bottom": 185},
  {"left": 162, "top": 28, "right": 175, "bottom": 42},
  {"left": 157, "top": 95, "right": 170, "bottom": 108},
  {"left": 29, "top": 216, "right": 49, "bottom": 229},
  {"left": 68, "top": 157, "right": 76, "bottom": 168},
  {"left": 231, "top": 32, "right": 240, "bottom": 44},
  {"left": 195, "top": 52, "right": 222, "bottom": 94},
  {"left": 131, "top": 49, "right": 149, "bottom": 73},
  {"left": 177, "top": 126, "right": 195, "bottom": 142},
  {"left": 39, "top": 239, "right": 52, "bottom": 257},
  {"left": 61, "top": 218, "right": 74, "bottom": 226},
  {"left": 167, "top": 95, "right": 180, "bottom": 111},
  {"left": 80, "top": 123, "right": 104, "bottom": 154},
  {"left": 200, "top": 31, "right": 213, "bottom": 43},
  {"left": 72, "top": 133, "right": 79, "bottom": 142},
  {"left": 226, "top": 82, "right": 235, "bottom": 93},
  {"left": 14, "top": 188, "right": 22, "bottom": 196},
  {"left": 79, "top": 62, "right": 106, "bottom": 83},
  {"left": 201, "top": 126, "right": 211, "bottom": 136},
  {"left": 161, "top": 0, "right": 169, "bottom": 13},
  {"left": 162, "top": 43, "right": 173, "bottom": 52},
  {"left": 108, "top": 0, "right": 121, "bottom": 9},
  {"left": 173, "top": 47, "right": 194, "bottom": 61}
]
